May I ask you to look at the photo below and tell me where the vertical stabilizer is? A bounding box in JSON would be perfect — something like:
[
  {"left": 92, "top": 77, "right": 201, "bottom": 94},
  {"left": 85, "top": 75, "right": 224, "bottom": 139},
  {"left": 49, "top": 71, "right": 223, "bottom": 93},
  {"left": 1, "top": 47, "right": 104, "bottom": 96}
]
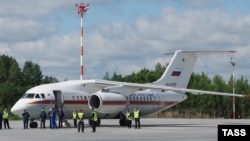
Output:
[{"left": 152, "top": 50, "right": 235, "bottom": 88}]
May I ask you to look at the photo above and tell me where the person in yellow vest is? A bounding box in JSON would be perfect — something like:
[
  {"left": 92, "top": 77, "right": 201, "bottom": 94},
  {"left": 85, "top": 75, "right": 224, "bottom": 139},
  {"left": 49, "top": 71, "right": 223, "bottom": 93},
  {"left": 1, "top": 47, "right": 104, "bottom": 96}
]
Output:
[
  {"left": 72, "top": 109, "right": 77, "bottom": 128},
  {"left": 133, "top": 107, "right": 140, "bottom": 129},
  {"left": 3, "top": 108, "right": 10, "bottom": 129},
  {"left": 77, "top": 109, "right": 84, "bottom": 133},
  {"left": 126, "top": 109, "right": 132, "bottom": 128},
  {"left": 91, "top": 107, "right": 98, "bottom": 132}
]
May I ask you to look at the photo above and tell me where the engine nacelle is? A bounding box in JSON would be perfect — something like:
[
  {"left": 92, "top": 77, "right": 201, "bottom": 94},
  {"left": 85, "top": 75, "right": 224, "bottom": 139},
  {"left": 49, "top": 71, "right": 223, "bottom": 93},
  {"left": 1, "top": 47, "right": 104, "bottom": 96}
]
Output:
[{"left": 88, "top": 91, "right": 127, "bottom": 113}]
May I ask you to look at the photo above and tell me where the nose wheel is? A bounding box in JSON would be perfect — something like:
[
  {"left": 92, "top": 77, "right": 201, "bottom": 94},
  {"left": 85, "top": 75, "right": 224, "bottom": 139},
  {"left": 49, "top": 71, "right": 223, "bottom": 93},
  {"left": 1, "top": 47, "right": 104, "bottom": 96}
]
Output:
[{"left": 29, "top": 118, "right": 38, "bottom": 128}]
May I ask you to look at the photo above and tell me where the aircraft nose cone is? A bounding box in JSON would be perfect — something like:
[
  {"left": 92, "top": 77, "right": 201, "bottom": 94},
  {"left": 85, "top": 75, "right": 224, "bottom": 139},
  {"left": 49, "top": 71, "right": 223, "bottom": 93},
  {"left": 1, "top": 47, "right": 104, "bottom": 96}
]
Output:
[
  {"left": 11, "top": 100, "right": 26, "bottom": 117},
  {"left": 10, "top": 105, "right": 18, "bottom": 114}
]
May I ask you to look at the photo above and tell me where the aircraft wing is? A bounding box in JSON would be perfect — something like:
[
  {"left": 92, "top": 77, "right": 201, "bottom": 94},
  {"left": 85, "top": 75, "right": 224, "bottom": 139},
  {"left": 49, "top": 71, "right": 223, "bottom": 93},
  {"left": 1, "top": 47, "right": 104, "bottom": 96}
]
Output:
[{"left": 94, "top": 80, "right": 250, "bottom": 98}]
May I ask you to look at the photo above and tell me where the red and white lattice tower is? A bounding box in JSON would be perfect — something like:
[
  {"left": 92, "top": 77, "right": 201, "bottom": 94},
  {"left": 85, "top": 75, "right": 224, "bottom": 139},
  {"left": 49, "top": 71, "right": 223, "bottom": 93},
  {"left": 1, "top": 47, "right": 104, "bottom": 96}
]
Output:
[{"left": 76, "top": 3, "right": 89, "bottom": 80}]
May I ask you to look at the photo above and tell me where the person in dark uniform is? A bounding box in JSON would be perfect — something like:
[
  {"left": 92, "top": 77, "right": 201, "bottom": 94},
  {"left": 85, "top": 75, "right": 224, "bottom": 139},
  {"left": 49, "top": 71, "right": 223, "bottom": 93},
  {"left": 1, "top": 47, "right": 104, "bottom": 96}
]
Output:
[
  {"left": 48, "top": 108, "right": 52, "bottom": 128},
  {"left": 57, "top": 108, "right": 64, "bottom": 128},
  {"left": 40, "top": 107, "right": 47, "bottom": 129},
  {"left": 0, "top": 110, "right": 3, "bottom": 129},
  {"left": 91, "top": 108, "right": 98, "bottom": 132},
  {"left": 22, "top": 109, "right": 30, "bottom": 129}
]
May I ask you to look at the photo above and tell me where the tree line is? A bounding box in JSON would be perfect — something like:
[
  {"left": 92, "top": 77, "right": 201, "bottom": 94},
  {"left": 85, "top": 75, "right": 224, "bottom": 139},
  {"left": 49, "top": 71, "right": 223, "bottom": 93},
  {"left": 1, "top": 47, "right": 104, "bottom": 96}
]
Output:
[{"left": 1, "top": 54, "right": 250, "bottom": 119}]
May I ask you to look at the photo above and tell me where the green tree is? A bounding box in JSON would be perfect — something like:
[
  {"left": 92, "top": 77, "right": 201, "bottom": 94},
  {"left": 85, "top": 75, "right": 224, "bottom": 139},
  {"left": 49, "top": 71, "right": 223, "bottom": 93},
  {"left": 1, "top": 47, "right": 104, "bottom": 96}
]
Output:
[
  {"left": 21, "top": 61, "right": 43, "bottom": 86},
  {"left": 103, "top": 71, "right": 110, "bottom": 80}
]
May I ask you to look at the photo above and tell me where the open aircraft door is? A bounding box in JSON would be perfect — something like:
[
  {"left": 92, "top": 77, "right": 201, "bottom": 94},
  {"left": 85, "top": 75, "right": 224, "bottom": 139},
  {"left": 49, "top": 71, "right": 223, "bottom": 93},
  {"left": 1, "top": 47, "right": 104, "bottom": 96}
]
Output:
[{"left": 53, "top": 90, "right": 64, "bottom": 109}]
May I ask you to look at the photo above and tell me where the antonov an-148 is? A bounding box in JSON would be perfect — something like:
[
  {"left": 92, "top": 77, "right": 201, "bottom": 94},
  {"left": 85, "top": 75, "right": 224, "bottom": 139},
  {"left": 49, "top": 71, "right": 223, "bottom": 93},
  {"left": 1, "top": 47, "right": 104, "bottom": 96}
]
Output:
[{"left": 11, "top": 50, "right": 249, "bottom": 126}]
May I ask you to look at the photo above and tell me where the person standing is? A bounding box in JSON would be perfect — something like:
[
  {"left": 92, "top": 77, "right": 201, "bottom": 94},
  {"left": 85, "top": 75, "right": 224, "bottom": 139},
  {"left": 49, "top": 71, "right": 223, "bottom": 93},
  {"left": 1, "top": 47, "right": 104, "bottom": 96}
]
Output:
[
  {"left": 48, "top": 108, "right": 52, "bottom": 128},
  {"left": 134, "top": 107, "right": 141, "bottom": 129},
  {"left": 77, "top": 109, "right": 84, "bottom": 133},
  {"left": 57, "top": 108, "right": 64, "bottom": 128},
  {"left": 22, "top": 109, "right": 30, "bottom": 129},
  {"left": 91, "top": 108, "right": 98, "bottom": 132},
  {"left": 51, "top": 108, "right": 57, "bottom": 129},
  {"left": 126, "top": 109, "right": 132, "bottom": 128},
  {"left": 72, "top": 109, "right": 78, "bottom": 128},
  {"left": 3, "top": 108, "right": 10, "bottom": 129},
  {"left": 0, "top": 110, "right": 3, "bottom": 130},
  {"left": 40, "top": 107, "right": 47, "bottom": 129}
]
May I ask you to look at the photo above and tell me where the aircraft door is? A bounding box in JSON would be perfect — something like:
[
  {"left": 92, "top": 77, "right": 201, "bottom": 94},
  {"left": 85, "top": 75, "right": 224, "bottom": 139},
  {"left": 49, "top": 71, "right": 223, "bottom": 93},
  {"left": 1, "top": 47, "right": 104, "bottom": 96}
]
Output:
[{"left": 53, "top": 90, "right": 64, "bottom": 109}]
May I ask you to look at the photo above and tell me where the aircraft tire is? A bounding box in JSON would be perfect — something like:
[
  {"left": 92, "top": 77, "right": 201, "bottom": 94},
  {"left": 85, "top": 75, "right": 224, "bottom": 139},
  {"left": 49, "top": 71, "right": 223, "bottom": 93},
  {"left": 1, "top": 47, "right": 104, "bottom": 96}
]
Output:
[
  {"left": 119, "top": 119, "right": 127, "bottom": 126},
  {"left": 29, "top": 121, "right": 38, "bottom": 128}
]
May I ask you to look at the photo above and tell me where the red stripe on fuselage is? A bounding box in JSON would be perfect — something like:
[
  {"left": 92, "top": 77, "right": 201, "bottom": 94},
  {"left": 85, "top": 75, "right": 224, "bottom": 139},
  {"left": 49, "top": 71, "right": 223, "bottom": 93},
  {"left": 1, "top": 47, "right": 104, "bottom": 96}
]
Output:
[{"left": 28, "top": 100, "right": 177, "bottom": 106}]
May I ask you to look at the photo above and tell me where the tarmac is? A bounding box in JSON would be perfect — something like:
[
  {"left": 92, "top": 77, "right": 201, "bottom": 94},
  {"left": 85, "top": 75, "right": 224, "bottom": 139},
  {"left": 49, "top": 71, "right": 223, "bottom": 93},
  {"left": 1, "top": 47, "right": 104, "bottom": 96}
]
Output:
[{"left": 0, "top": 118, "right": 249, "bottom": 141}]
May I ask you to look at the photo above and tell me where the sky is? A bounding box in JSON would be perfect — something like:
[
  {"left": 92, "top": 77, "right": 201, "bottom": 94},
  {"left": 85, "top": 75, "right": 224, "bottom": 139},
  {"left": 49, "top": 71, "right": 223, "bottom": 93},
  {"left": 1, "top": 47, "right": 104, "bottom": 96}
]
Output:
[{"left": 0, "top": 0, "right": 250, "bottom": 83}]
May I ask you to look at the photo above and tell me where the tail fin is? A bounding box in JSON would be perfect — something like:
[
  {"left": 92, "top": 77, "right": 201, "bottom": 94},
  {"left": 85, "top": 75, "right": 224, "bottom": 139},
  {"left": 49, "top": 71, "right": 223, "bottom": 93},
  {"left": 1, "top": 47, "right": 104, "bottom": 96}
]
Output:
[{"left": 152, "top": 50, "right": 235, "bottom": 88}]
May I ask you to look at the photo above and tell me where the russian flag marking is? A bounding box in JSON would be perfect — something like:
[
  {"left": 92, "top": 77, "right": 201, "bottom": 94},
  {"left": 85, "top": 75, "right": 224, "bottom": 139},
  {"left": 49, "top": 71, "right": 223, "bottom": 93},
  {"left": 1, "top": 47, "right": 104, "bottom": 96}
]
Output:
[{"left": 171, "top": 71, "right": 181, "bottom": 76}]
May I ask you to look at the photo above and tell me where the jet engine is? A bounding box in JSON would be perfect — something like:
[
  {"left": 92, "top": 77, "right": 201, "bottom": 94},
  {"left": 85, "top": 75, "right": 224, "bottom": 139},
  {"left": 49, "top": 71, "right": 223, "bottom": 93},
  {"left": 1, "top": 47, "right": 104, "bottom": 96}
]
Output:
[{"left": 88, "top": 91, "right": 127, "bottom": 113}]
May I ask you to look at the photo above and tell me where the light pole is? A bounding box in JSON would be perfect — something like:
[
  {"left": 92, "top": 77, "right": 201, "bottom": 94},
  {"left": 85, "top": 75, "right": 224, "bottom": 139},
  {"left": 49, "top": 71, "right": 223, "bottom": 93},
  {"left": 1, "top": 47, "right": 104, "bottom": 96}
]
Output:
[{"left": 230, "top": 57, "right": 236, "bottom": 119}]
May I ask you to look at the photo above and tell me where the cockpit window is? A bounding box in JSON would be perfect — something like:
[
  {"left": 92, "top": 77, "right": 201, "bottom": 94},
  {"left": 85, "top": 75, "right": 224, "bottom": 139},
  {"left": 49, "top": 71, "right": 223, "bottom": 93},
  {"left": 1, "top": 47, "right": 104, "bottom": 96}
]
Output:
[
  {"left": 41, "top": 94, "right": 45, "bottom": 99},
  {"left": 35, "top": 94, "right": 41, "bottom": 98},
  {"left": 26, "top": 93, "right": 35, "bottom": 99}
]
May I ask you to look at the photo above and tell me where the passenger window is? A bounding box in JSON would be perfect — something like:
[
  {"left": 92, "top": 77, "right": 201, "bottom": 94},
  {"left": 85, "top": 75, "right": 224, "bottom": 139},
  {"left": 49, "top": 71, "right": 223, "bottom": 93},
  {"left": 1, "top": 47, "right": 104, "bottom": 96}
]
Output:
[
  {"left": 84, "top": 96, "right": 87, "bottom": 100},
  {"left": 72, "top": 96, "right": 75, "bottom": 100}
]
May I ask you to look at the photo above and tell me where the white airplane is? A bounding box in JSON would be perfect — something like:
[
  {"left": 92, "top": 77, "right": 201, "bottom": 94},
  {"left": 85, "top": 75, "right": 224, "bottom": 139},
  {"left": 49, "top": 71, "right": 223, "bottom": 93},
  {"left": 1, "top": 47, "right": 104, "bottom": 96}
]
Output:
[{"left": 11, "top": 50, "right": 249, "bottom": 127}]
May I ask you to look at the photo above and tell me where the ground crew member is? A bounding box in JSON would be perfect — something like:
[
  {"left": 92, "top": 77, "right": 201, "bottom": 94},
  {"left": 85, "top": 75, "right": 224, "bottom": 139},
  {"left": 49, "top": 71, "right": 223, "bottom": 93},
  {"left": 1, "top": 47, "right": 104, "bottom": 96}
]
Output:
[
  {"left": 91, "top": 108, "right": 98, "bottom": 132},
  {"left": 3, "top": 108, "right": 10, "bottom": 129},
  {"left": 72, "top": 109, "right": 77, "bottom": 128},
  {"left": 134, "top": 107, "right": 141, "bottom": 129},
  {"left": 77, "top": 109, "right": 84, "bottom": 133},
  {"left": 126, "top": 109, "right": 132, "bottom": 128}
]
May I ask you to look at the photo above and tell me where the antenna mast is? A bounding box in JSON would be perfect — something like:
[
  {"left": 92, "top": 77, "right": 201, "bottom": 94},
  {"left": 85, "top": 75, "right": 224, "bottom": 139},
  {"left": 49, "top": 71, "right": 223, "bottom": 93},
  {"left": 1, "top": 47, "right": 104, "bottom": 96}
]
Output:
[{"left": 76, "top": 3, "right": 89, "bottom": 80}]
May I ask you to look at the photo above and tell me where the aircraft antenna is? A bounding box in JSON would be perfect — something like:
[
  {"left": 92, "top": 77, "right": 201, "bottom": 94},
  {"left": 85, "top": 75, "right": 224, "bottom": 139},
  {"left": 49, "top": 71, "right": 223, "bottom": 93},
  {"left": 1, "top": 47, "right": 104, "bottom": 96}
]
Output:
[
  {"left": 76, "top": 3, "right": 89, "bottom": 80},
  {"left": 230, "top": 57, "right": 236, "bottom": 119}
]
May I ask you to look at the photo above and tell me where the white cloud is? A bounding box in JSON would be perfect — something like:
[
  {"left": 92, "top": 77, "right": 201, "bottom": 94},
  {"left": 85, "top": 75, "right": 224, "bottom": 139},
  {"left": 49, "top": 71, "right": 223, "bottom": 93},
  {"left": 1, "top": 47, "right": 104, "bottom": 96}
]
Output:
[{"left": 0, "top": 0, "right": 250, "bottom": 82}]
